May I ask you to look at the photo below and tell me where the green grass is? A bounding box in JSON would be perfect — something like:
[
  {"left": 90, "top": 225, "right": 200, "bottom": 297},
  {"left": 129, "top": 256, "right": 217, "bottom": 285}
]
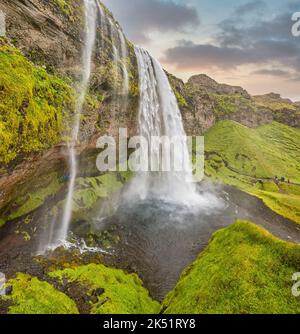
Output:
[
  {"left": 162, "top": 221, "right": 300, "bottom": 314},
  {"left": 0, "top": 40, "right": 75, "bottom": 164},
  {"left": 49, "top": 264, "right": 160, "bottom": 314},
  {"left": 209, "top": 93, "right": 254, "bottom": 117},
  {"left": 3, "top": 273, "right": 79, "bottom": 314},
  {"left": 205, "top": 121, "right": 300, "bottom": 223},
  {"left": 2, "top": 264, "right": 160, "bottom": 314}
]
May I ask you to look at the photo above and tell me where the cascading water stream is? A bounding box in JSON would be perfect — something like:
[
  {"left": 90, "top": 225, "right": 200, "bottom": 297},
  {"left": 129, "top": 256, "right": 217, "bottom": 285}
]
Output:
[
  {"left": 126, "top": 47, "right": 209, "bottom": 207},
  {"left": 118, "top": 30, "right": 129, "bottom": 99},
  {"left": 53, "top": 0, "right": 97, "bottom": 246},
  {"left": 104, "top": 13, "right": 129, "bottom": 115}
]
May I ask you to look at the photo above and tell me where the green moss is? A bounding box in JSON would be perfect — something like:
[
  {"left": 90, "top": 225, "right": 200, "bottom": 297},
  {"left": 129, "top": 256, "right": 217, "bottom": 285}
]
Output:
[
  {"left": 3, "top": 273, "right": 79, "bottom": 314},
  {"left": 7, "top": 173, "right": 63, "bottom": 221},
  {"left": 209, "top": 93, "right": 254, "bottom": 117},
  {"left": 51, "top": 0, "right": 77, "bottom": 22},
  {"left": 0, "top": 41, "right": 75, "bottom": 164},
  {"left": 49, "top": 264, "right": 160, "bottom": 314},
  {"left": 168, "top": 74, "right": 188, "bottom": 109},
  {"left": 174, "top": 90, "right": 188, "bottom": 108},
  {"left": 163, "top": 221, "right": 300, "bottom": 314},
  {"left": 205, "top": 121, "right": 300, "bottom": 223},
  {"left": 72, "top": 173, "right": 126, "bottom": 213},
  {"left": 254, "top": 95, "right": 297, "bottom": 112}
]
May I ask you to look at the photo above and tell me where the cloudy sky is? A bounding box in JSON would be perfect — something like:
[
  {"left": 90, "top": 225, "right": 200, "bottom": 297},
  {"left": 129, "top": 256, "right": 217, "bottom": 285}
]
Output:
[{"left": 102, "top": 0, "right": 300, "bottom": 100}]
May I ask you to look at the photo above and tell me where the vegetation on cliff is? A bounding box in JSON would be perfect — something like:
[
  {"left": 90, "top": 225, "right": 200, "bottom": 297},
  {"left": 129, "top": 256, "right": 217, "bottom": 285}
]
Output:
[
  {"left": 0, "top": 39, "right": 75, "bottom": 165},
  {"left": 162, "top": 221, "right": 300, "bottom": 314},
  {"left": 254, "top": 93, "right": 300, "bottom": 128}
]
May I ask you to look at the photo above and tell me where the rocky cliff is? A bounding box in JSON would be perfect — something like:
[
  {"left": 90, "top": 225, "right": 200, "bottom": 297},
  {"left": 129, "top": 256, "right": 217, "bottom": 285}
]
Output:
[
  {"left": 0, "top": 0, "right": 139, "bottom": 221},
  {"left": 253, "top": 93, "right": 300, "bottom": 128},
  {"left": 171, "top": 73, "right": 300, "bottom": 135}
]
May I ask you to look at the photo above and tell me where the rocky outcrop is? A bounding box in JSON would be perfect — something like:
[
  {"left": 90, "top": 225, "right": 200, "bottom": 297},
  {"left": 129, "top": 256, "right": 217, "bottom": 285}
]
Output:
[
  {"left": 0, "top": 0, "right": 83, "bottom": 77},
  {"left": 168, "top": 73, "right": 215, "bottom": 136},
  {"left": 170, "top": 73, "right": 274, "bottom": 135},
  {"left": 0, "top": 0, "right": 139, "bottom": 140},
  {"left": 170, "top": 73, "right": 298, "bottom": 135},
  {"left": 188, "top": 74, "right": 250, "bottom": 98},
  {"left": 254, "top": 93, "right": 300, "bottom": 128}
]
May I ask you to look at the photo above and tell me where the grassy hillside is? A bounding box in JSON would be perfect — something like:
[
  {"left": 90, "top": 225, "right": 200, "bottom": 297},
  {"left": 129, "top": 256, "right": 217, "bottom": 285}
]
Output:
[
  {"left": 205, "top": 121, "right": 300, "bottom": 223},
  {"left": 162, "top": 221, "right": 300, "bottom": 314}
]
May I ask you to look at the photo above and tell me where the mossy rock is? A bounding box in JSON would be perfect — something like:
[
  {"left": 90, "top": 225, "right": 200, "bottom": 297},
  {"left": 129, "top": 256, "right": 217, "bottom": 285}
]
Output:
[
  {"left": 162, "top": 220, "right": 300, "bottom": 314},
  {"left": 3, "top": 273, "right": 79, "bottom": 314},
  {"left": 49, "top": 264, "right": 160, "bottom": 314}
]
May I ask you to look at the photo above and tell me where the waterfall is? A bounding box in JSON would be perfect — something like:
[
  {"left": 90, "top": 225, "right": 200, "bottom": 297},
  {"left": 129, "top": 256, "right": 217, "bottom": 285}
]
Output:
[
  {"left": 53, "top": 0, "right": 97, "bottom": 246},
  {"left": 103, "top": 13, "right": 129, "bottom": 114},
  {"left": 126, "top": 47, "right": 202, "bottom": 207},
  {"left": 118, "top": 30, "right": 129, "bottom": 99}
]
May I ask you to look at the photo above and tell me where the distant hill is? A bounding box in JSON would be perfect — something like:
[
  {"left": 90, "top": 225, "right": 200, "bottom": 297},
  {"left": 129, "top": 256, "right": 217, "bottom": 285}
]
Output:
[{"left": 169, "top": 73, "right": 300, "bottom": 135}]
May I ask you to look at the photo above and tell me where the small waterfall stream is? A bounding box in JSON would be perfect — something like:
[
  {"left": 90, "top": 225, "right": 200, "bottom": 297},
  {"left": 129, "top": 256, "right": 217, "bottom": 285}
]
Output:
[
  {"left": 43, "top": 0, "right": 130, "bottom": 250},
  {"left": 97, "top": 3, "right": 130, "bottom": 119},
  {"left": 51, "top": 0, "right": 97, "bottom": 247}
]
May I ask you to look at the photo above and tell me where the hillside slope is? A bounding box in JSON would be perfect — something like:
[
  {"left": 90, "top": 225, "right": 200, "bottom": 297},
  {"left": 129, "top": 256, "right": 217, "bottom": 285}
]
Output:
[{"left": 205, "top": 121, "right": 300, "bottom": 223}]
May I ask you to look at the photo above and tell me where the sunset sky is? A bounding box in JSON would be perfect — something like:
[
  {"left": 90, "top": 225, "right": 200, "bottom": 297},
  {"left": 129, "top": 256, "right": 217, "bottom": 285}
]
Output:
[{"left": 102, "top": 0, "right": 300, "bottom": 101}]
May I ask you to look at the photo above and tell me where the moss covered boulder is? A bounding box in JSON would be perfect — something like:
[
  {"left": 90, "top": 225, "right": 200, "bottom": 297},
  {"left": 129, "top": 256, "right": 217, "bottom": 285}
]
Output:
[
  {"left": 162, "top": 221, "right": 300, "bottom": 314},
  {"left": 1, "top": 263, "right": 160, "bottom": 314},
  {"left": 49, "top": 264, "right": 160, "bottom": 314},
  {"left": 3, "top": 273, "right": 79, "bottom": 314}
]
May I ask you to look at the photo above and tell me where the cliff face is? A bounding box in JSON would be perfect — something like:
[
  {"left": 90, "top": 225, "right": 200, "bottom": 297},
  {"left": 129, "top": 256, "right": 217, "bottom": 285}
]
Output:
[
  {"left": 170, "top": 74, "right": 300, "bottom": 135},
  {"left": 0, "top": 0, "right": 83, "bottom": 75},
  {"left": 0, "top": 0, "right": 139, "bottom": 141},
  {"left": 253, "top": 93, "right": 300, "bottom": 128},
  {"left": 0, "top": 0, "right": 139, "bottom": 220}
]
